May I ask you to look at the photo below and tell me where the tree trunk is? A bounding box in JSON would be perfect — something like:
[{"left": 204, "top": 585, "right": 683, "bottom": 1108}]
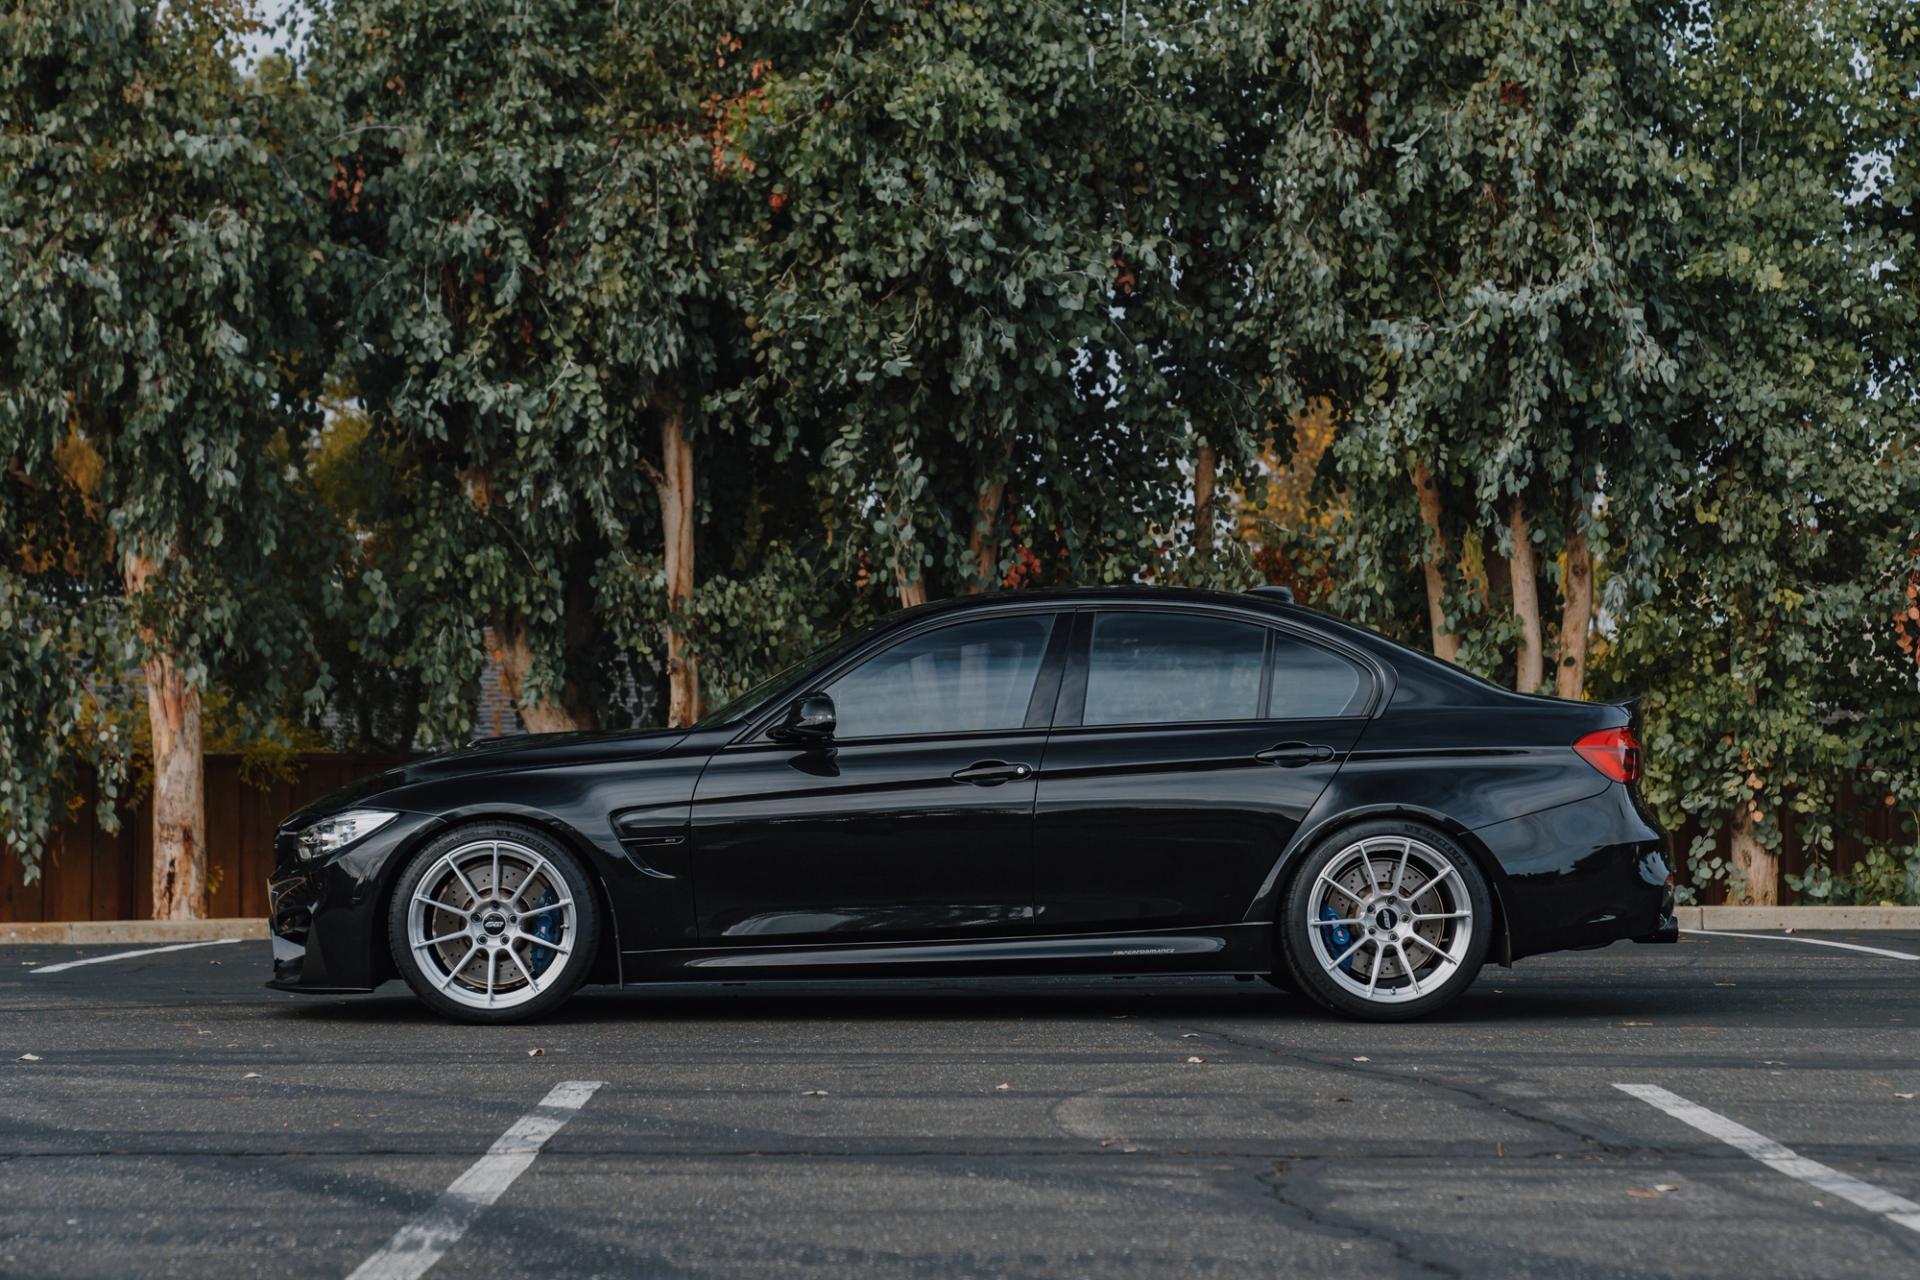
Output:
[
  {"left": 1193, "top": 442, "right": 1218, "bottom": 556},
  {"left": 653, "top": 394, "right": 701, "bottom": 727},
  {"left": 968, "top": 438, "right": 1014, "bottom": 592},
  {"left": 124, "top": 552, "right": 206, "bottom": 921},
  {"left": 492, "top": 611, "right": 597, "bottom": 733},
  {"left": 897, "top": 570, "right": 928, "bottom": 608},
  {"left": 1729, "top": 803, "right": 1779, "bottom": 906},
  {"left": 1508, "top": 501, "right": 1544, "bottom": 692},
  {"left": 1410, "top": 460, "right": 1460, "bottom": 662},
  {"left": 1556, "top": 523, "right": 1593, "bottom": 700}
]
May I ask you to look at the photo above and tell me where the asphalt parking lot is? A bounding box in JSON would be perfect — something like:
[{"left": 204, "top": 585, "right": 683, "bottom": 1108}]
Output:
[{"left": 2, "top": 931, "right": 1916, "bottom": 1279}]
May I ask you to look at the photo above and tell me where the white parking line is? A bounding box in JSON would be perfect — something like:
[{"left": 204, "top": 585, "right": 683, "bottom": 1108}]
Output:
[
  {"left": 346, "top": 1079, "right": 604, "bottom": 1280},
  {"left": 1616, "top": 1083, "right": 1920, "bottom": 1235},
  {"left": 1680, "top": 928, "right": 1920, "bottom": 961},
  {"left": 28, "top": 938, "right": 245, "bottom": 974}
]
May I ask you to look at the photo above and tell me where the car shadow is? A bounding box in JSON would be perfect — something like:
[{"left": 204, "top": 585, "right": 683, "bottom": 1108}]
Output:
[{"left": 270, "top": 973, "right": 1731, "bottom": 1028}]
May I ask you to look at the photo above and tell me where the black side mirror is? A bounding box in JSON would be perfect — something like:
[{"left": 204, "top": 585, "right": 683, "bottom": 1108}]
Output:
[{"left": 772, "top": 692, "right": 836, "bottom": 743}]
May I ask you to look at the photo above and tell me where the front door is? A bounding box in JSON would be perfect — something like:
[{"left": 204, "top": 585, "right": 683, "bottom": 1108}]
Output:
[
  {"left": 1033, "top": 609, "right": 1373, "bottom": 933},
  {"left": 692, "top": 611, "right": 1064, "bottom": 945}
]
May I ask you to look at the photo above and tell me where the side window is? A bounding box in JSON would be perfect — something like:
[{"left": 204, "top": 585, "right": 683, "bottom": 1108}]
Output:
[
  {"left": 1267, "top": 634, "right": 1369, "bottom": 718},
  {"left": 1083, "top": 612, "right": 1265, "bottom": 725},
  {"left": 823, "top": 615, "right": 1055, "bottom": 739}
]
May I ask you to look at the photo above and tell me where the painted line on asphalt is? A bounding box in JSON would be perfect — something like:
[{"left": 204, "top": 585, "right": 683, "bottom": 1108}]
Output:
[
  {"left": 1616, "top": 1083, "right": 1920, "bottom": 1235},
  {"left": 28, "top": 937, "right": 245, "bottom": 974},
  {"left": 1680, "top": 928, "right": 1920, "bottom": 961},
  {"left": 346, "top": 1079, "right": 604, "bottom": 1280}
]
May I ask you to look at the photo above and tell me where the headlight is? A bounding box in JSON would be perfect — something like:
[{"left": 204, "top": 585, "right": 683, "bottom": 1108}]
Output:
[{"left": 298, "top": 809, "right": 399, "bottom": 862}]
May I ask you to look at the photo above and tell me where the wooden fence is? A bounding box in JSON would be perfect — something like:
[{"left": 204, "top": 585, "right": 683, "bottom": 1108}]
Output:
[
  {"left": 0, "top": 754, "right": 409, "bottom": 923},
  {"left": 1, "top": 752, "right": 1908, "bottom": 922}
]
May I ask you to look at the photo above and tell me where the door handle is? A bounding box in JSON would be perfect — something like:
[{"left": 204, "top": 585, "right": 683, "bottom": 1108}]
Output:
[
  {"left": 1255, "top": 742, "right": 1336, "bottom": 768},
  {"left": 951, "top": 759, "right": 1034, "bottom": 786}
]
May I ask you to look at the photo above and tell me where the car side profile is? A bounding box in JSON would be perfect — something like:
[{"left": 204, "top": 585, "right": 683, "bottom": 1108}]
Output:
[{"left": 267, "top": 586, "right": 1676, "bottom": 1023}]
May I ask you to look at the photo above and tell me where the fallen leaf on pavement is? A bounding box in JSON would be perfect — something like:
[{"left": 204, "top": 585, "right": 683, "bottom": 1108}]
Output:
[
  {"left": 242, "top": 1072, "right": 261, "bottom": 1080},
  {"left": 801, "top": 1089, "right": 828, "bottom": 1097},
  {"left": 994, "top": 1083, "right": 1011, "bottom": 1091},
  {"left": 1352, "top": 1056, "right": 1370, "bottom": 1062},
  {"left": 527, "top": 1048, "right": 545, "bottom": 1057},
  {"left": 17, "top": 1053, "right": 41, "bottom": 1062},
  {"left": 1185, "top": 1056, "right": 1205, "bottom": 1064}
]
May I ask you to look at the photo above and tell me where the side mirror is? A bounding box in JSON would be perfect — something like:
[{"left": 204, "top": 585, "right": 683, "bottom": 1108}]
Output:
[{"left": 772, "top": 692, "right": 836, "bottom": 743}]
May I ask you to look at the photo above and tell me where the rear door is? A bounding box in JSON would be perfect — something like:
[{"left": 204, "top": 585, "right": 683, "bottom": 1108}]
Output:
[{"left": 1032, "top": 608, "right": 1373, "bottom": 934}]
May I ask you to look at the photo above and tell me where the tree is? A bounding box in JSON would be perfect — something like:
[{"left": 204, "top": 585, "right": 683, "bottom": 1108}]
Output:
[
  {"left": 304, "top": 0, "right": 773, "bottom": 734},
  {"left": 1, "top": 1, "right": 327, "bottom": 912},
  {"left": 735, "top": 0, "right": 1230, "bottom": 606},
  {"left": 1597, "top": 0, "right": 1920, "bottom": 906},
  {"left": 1246, "top": 0, "right": 1688, "bottom": 692}
]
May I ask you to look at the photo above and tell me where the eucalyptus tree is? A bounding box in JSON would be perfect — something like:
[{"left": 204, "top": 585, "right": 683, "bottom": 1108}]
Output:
[
  {"left": 1598, "top": 0, "right": 1920, "bottom": 904},
  {"left": 735, "top": 0, "right": 1224, "bottom": 604},
  {"left": 1247, "top": 0, "right": 1688, "bottom": 691},
  {"left": 1, "top": 1, "right": 328, "bottom": 910},
  {"left": 304, "top": 0, "right": 765, "bottom": 730}
]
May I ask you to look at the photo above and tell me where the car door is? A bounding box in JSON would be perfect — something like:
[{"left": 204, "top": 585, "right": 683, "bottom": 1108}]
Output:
[
  {"left": 691, "top": 611, "right": 1067, "bottom": 945},
  {"left": 1032, "top": 608, "right": 1374, "bottom": 934}
]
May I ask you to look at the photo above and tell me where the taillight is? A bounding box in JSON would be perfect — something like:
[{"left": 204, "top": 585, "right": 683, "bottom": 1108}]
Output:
[{"left": 1574, "top": 727, "right": 1642, "bottom": 784}]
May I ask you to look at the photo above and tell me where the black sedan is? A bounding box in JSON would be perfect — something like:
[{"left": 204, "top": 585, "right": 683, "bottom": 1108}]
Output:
[{"left": 268, "top": 586, "right": 1676, "bottom": 1023}]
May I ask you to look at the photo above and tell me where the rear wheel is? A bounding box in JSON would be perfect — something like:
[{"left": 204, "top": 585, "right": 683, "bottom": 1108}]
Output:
[
  {"left": 1276, "top": 820, "right": 1491, "bottom": 1021},
  {"left": 387, "top": 822, "right": 599, "bottom": 1024}
]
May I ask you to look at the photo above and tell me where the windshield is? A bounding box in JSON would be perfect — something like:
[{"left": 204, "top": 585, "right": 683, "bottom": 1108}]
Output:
[{"left": 692, "top": 618, "right": 891, "bottom": 729}]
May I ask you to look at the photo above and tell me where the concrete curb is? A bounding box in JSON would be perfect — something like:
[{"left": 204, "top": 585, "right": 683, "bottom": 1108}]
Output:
[
  {"left": 1681, "top": 905, "right": 1920, "bottom": 931},
  {"left": 0, "top": 919, "right": 266, "bottom": 946}
]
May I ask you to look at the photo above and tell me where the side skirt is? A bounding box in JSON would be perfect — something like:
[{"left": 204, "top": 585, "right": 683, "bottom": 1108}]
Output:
[{"left": 617, "top": 922, "right": 1272, "bottom": 983}]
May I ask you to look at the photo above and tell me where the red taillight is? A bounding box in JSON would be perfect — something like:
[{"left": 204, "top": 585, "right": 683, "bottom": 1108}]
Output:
[{"left": 1574, "top": 727, "right": 1642, "bottom": 784}]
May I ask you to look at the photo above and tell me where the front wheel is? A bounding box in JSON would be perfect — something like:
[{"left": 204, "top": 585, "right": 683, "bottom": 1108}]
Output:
[
  {"left": 387, "top": 822, "right": 600, "bottom": 1024},
  {"left": 1276, "top": 821, "right": 1492, "bottom": 1021}
]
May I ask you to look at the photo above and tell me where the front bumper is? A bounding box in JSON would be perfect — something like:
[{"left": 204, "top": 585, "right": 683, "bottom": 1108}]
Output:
[
  {"left": 266, "top": 810, "right": 442, "bottom": 993},
  {"left": 1474, "top": 784, "right": 1674, "bottom": 961}
]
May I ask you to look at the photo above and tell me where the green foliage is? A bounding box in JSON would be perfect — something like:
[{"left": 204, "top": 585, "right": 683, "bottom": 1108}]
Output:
[{"left": 1, "top": 1, "right": 328, "bottom": 877}]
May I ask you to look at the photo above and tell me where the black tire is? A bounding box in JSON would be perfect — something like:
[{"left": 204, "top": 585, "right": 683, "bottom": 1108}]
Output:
[
  {"left": 387, "top": 821, "right": 601, "bottom": 1024},
  {"left": 1276, "top": 819, "right": 1492, "bottom": 1021}
]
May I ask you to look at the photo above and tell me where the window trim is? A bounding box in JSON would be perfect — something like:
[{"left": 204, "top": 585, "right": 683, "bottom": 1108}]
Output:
[
  {"left": 738, "top": 609, "right": 1066, "bottom": 747},
  {"left": 1059, "top": 605, "right": 1381, "bottom": 730}
]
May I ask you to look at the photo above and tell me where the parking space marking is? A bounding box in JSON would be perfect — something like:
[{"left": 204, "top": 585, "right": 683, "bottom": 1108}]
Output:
[
  {"left": 1681, "top": 929, "right": 1920, "bottom": 961},
  {"left": 27, "top": 938, "right": 245, "bottom": 974},
  {"left": 1617, "top": 1083, "right": 1920, "bottom": 1235},
  {"left": 346, "top": 1080, "right": 604, "bottom": 1280}
]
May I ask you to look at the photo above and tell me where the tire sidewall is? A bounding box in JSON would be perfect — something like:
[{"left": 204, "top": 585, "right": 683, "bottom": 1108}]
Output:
[
  {"left": 1278, "top": 819, "right": 1492, "bottom": 1021},
  {"left": 387, "top": 821, "right": 600, "bottom": 1024}
]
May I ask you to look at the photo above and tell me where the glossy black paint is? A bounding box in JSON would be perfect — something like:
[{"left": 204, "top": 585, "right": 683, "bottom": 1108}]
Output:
[{"left": 266, "top": 586, "right": 1673, "bottom": 998}]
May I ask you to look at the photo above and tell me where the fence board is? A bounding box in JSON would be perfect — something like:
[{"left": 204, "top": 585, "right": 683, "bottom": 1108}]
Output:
[{"left": 1, "top": 754, "right": 411, "bottom": 923}]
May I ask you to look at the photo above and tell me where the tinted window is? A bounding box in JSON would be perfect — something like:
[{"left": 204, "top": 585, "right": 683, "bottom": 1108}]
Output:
[
  {"left": 824, "top": 615, "right": 1055, "bottom": 738},
  {"left": 1267, "top": 634, "right": 1368, "bottom": 718},
  {"left": 1083, "top": 612, "right": 1265, "bottom": 725}
]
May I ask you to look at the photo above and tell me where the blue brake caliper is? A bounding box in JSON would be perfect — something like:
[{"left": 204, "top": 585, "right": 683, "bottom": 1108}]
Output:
[
  {"left": 1318, "top": 903, "right": 1356, "bottom": 973},
  {"left": 528, "top": 887, "right": 560, "bottom": 976}
]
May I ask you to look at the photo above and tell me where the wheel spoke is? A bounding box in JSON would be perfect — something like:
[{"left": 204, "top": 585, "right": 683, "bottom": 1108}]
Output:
[
  {"left": 437, "top": 945, "right": 479, "bottom": 990},
  {"left": 1328, "top": 935, "right": 1367, "bottom": 969},
  {"left": 485, "top": 949, "right": 498, "bottom": 1003},
  {"left": 1411, "top": 910, "right": 1469, "bottom": 922},
  {"left": 413, "top": 892, "right": 469, "bottom": 919},
  {"left": 1356, "top": 841, "right": 1379, "bottom": 890},
  {"left": 1396, "top": 942, "right": 1422, "bottom": 996},
  {"left": 1364, "top": 944, "right": 1383, "bottom": 996},
  {"left": 1393, "top": 838, "right": 1413, "bottom": 895},
  {"left": 510, "top": 855, "right": 556, "bottom": 908},
  {"left": 421, "top": 929, "right": 468, "bottom": 947},
  {"left": 505, "top": 944, "right": 541, "bottom": 993},
  {"left": 448, "top": 860, "right": 484, "bottom": 905},
  {"left": 491, "top": 843, "right": 502, "bottom": 899},
  {"left": 511, "top": 931, "right": 570, "bottom": 956},
  {"left": 517, "top": 898, "right": 574, "bottom": 918},
  {"left": 1310, "top": 917, "right": 1363, "bottom": 928},
  {"left": 1405, "top": 931, "right": 1453, "bottom": 963},
  {"left": 1316, "top": 874, "right": 1364, "bottom": 908}
]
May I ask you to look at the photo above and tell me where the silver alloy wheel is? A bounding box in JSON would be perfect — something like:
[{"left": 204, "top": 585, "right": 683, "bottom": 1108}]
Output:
[
  {"left": 406, "top": 838, "right": 577, "bottom": 1010},
  {"left": 1306, "top": 835, "right": 1474, "bottom": 1005}
]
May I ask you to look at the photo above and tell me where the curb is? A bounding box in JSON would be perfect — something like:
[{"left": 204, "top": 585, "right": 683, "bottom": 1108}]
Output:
[
  {"left": 0, "top": 919, "right": 266, "bottom": 946},
  {"left": 1681, "top": 905, "right": 1920, "bottom": 932}
]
